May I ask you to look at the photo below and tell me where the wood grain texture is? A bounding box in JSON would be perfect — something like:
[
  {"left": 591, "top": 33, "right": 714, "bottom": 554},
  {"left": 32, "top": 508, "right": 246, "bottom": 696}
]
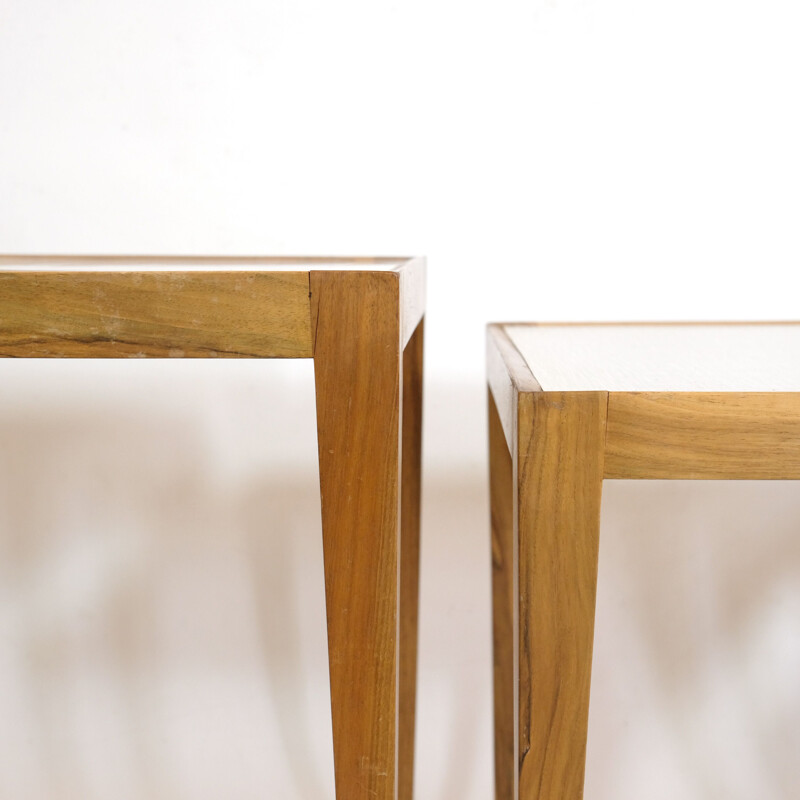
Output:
[
  {"left": 605, "top": 392, "right": 800, "bottom": 479},
  {"left": 489, "top": 388, "right": 518, "bottom": 800},
  {"left": 0, "top": 271, "right": 312, "bottom": 357},
  {"left": 312, "top": 270, "right": 402, "bottom": 800},
  {"left": 399, "top": 317, "right": 424, "bottom": 800},
  {"left": 517, "top": 391, "right": 607, "bottom": 800},
  {"left": 487, "top": 325, "right": 542, "bottom": 451}
]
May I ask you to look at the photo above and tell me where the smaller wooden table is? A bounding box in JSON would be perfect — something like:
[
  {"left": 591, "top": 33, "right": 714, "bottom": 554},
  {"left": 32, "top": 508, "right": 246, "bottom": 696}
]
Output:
[
  {"left": 0, "top": 256, "right": 425, "bottom": 800},
  {"left": 487, "top": 322, "right": 800, "bottom": 800}
]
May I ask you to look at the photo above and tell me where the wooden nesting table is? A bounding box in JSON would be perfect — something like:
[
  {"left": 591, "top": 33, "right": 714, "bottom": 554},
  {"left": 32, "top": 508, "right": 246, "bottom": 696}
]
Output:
[
  {"left": 487, "top": 322, "right": 800, "bottom": 800},
  {"left": 0, "top": 255, "right": 425, "bottom": 800}
]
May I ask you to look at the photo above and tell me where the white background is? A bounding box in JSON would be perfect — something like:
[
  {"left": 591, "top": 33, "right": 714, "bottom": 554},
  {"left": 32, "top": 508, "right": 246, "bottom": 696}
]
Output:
[{"left": 2, "top": 0, "right": 800, "bottom": 797}]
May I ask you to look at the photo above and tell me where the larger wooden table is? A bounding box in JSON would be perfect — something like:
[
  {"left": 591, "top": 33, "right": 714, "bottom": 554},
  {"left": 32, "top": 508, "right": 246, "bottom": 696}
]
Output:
[
  {"left": 0, "top": 255, "right": 426, "bottom": 800},
  {"left": 487, "top": 321, "right": 800, "bottom": 800}
]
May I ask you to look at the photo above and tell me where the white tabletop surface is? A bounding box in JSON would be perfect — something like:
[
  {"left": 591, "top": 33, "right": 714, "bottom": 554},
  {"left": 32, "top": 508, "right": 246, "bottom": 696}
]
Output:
[
  {"left": 505, "top": 323, "right": 800, "bottom": 392},
  {"left": 0, "top": 256, "right": 407, "bottom": 272}
]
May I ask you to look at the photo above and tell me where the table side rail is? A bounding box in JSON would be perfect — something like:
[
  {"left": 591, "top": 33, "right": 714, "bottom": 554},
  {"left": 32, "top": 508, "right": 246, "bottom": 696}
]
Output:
[
  {"left": 0, "top": 270, "right": 313, "bottom": 358},
  {"left": 605, "top": 391, "right": 800, "bottom": 479}
]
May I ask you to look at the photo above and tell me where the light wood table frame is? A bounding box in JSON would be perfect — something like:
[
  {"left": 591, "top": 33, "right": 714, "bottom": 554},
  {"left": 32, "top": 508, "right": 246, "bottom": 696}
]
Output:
[
  {"left": 0, "top": 255, "right": 426, "bottom": 800},
  {"left": 487, "top": 321, "right": 800, "bottom": 800}
]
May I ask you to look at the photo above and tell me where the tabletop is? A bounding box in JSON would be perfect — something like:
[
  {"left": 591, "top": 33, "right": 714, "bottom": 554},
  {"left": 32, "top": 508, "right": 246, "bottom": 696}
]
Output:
[
  {"left": 0, "top": 256, "right": 425, "bottom": 358},
  {"left": 501, "top": 322, "right": 800, "bottom": 393},
  {"left": 0, "top": 255, "right": 410, "bottom": 272},
  {"left": 489, "top": 321, "right": 800, "bottom": 480}
]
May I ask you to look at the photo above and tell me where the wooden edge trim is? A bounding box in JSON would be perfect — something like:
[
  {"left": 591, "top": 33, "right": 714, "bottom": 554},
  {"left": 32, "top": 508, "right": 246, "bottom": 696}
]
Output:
[
  {"left": 393, "top": 257, "right": 426, "bottom": 350},
  {"left": 0, "top": 270, "right": 313, "bottom": 358},
  {"left": 487, "top": 324, "right": 542, "bottom": 450},
  {"left": 605, "top": 391, "right": 800, "bottom": 479}
]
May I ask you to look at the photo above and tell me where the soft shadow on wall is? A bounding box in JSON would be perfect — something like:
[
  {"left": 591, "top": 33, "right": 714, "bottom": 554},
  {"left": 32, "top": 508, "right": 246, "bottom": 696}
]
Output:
[
  {"left": 0, "top": 361, "right": 799, "bottom": 800},
  {"left": 589, "top": 480, "right": 800, "bottom": 800},
  {"left": 0, "top": 360, "right": 336, "bottom": 800},
  {"left": 0, "top": 360, "right": 494, "bottom": 800}
]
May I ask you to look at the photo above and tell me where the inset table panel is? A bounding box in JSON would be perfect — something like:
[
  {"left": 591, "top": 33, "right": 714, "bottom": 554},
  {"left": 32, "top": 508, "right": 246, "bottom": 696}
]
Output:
[{"left": 505, "top": 323, "right": 800, "bottom": 392}]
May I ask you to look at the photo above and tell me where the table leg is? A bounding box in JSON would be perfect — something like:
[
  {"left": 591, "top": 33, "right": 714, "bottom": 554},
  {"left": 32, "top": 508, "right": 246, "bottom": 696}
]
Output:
[
  {"left": 398, "top": 317, "right": 423, "bottom": 800},
  {"left": 312, "top": 271, "right": 417, "bottom": 800},
  {"left": 516, "top": 391, "right": 606, "bottom": 800},
  {"left": 489, "top": 389, "right": 517, "bottom": 800}
]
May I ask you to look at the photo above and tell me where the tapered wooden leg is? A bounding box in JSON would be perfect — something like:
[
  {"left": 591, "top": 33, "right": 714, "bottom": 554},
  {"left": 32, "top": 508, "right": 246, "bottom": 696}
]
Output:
[
  {"left": 312, "top": 271, "right": 402, "bottom": 800},
  {"left": 489, "top": 389, "right": 517, "bottom": 800},
  {"left": 398, "top": 317, "right": 423, "bottom": 800},
  {"left": 516, "top": 392, "right": 607, "bottom": 800}
]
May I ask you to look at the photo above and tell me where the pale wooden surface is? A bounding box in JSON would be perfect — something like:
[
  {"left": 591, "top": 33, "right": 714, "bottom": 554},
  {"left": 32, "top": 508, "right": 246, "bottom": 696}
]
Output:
[
  {"left": 504, "top": 323, "right": 800, "bottom": 392},
  {"left": 516, "top": 391, "right": 607, "bottom": 800},
  {"left": 312, "top": 270, "right": 402, "bottom": 800}
]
